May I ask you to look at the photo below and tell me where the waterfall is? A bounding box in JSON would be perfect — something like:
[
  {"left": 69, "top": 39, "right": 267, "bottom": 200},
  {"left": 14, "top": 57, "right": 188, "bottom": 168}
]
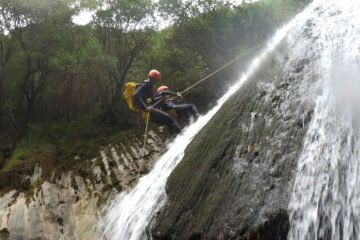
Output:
[
  {"left": 288, "top": 0, "right": 360, "bottom": 239},
  {"left": 97, "top": 1, "right": 321, "bottom": 239}
]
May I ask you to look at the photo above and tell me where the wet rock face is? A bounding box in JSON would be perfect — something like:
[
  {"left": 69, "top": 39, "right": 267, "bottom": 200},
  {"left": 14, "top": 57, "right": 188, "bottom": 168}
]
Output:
[
  {"left": 0, "top": 129, "right": 166, "bottom": 240},
  {"left": 152, "top": 47, "right": 315, "bottom": 239}
]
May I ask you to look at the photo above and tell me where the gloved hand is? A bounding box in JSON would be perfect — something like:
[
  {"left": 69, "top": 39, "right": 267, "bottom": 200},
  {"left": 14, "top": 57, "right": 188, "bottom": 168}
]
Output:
[{"left": 177, "top": 92, "right": 183, "bottom": 99}]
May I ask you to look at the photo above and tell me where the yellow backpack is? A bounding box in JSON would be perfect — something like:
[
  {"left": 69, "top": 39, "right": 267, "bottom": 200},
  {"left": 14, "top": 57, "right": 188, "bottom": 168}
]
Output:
[
  {"left": 123, "top": 82, "right": 149, "bottom": 119},
  {"left": 123, "top": 82, "right": 139, "bottom": 112}
]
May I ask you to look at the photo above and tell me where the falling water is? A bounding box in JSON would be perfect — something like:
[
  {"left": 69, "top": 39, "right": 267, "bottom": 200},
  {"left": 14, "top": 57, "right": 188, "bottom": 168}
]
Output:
[
  {"left": 288, "top": 0, "right": 360, "bottom": 239},
  {"left": 97, "top": 2, "right": 321, "bottom": 239}
]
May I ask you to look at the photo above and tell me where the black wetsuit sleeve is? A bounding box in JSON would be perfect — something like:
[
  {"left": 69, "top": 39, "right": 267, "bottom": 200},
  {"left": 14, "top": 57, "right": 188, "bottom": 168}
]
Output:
[
  {"left": 154, "top": 90, "right": 177, "bottom": 102},
  {"left": 133, "top": 84, "right": 148, "bottom": 111},
  {"left": 159, "top": 90, "right": 177, "bottom": 97},
  {"left": 154, "top": 90, "right": 178, "bottom": 111}
]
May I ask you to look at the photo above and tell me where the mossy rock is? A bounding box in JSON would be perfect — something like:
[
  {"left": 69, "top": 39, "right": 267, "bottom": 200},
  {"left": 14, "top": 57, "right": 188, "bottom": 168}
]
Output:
[
  {"left": 0, "top": 228, "right": 9, "bottom": 240},
  {"left": 24, "top": 179, "right": 44, "bottom": 205}
]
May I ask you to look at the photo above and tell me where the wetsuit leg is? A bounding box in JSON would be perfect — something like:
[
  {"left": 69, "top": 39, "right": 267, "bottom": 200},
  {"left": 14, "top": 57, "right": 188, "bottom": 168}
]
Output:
[
  {"left": 173, "top": 104, "right": 199, "bottom": 119},
  {"left": 150, "top": 108, "right": 181, "bottom": 135}
]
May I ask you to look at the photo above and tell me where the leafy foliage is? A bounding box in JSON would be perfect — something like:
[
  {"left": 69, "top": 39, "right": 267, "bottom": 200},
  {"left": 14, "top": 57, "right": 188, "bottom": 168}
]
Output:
[{"left": 0, "top": 0, "right": 310, "bottom": 174}]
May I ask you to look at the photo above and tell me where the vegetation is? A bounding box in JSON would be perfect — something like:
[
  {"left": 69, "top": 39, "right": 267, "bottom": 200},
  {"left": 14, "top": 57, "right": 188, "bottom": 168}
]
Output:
[
  {"left": 0, "top": 228, "right": 9, "bottom": 240},
  {"left": 0, "top": 0, "right": 310, "bottom": 182},
  {"left": 24, "top": 178, "right": 43, "bottom": 204}
]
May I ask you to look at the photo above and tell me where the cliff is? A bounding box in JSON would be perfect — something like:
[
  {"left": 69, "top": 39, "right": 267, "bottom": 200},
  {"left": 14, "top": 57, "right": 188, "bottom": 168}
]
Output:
[
  {"left": 152, "top": 42, "right": 315, "bottom": 239},
  {"left": 0, "top": 129, "right": 167, "bottom": 240}
]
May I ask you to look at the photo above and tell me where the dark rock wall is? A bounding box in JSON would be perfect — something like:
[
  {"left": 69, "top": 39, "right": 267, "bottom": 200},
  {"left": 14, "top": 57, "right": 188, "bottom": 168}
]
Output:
[{"left": 152, "top": 45, "right": 315, "bottom": 239}]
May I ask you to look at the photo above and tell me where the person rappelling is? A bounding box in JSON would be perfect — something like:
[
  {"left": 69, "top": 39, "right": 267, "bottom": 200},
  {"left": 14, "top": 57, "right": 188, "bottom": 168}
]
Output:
[
  {"left": 123, "top": 42, "right": 265, "bottom": 139},
  {"left": 132, "top": 70, "right": 182, "bottom": 136},
  {"left": 155, "top": 86, "right": 199, "bottom": 120}
]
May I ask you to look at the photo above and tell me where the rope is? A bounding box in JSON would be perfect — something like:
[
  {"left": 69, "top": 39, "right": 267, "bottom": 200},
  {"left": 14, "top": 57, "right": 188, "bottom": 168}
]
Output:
[
  {"left": 143, "top": 112, "right": 150, "bottom": 152},
  {"left": 181, "top": 41, "right": 265, "bottom": 94},
  {"left": 137, "top": 112, "right": 150, "bottom": 182},
  {"left": 148, "top": 41, "right": 265, "bottom": 109}
]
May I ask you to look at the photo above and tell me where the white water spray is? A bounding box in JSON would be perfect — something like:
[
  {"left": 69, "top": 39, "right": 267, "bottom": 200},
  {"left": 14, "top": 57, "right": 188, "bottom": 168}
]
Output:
[
  {"left": 288, "top": 0, "right": 360, "bottom": 239},
  {"left": 97, "top": 2, "right": 320, "bottom": 239}
]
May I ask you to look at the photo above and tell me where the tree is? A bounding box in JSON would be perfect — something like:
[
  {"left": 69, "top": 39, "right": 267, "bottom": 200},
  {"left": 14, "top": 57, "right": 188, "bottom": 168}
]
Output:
[
  {"left": 155, "top": 0, "right": 311, "bottom": 110},
  {"left": 0, "top": 33, "right": 14, "bottom": 131},
  {"left": 92, "top": 0, "right": 156, "bottom": 110},
  {"left": 0, "top": 0, "right": 77, "bottom": 134},
  {"left": 158, "top": 0, "right": 234, "bottom": 25}
]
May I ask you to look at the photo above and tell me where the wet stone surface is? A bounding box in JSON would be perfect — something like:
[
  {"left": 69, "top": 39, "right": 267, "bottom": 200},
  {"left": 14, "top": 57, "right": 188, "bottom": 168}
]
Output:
[{"left": 152, "top": 44, "right": 316, "bottom": 240}]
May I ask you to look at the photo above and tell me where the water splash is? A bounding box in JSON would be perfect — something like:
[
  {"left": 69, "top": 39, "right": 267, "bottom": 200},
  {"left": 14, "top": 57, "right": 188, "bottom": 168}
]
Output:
[
  {"left": 288, "top": 0, "right": 360, "bottom": 239},
  {"left": 97, "top": 2, "right": 319, "bottom": 239}
]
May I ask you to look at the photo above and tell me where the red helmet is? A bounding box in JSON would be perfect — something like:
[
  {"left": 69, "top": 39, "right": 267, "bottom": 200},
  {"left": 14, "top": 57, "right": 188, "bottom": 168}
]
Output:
[
  {"left": 157, "top": 86, "right": 168, "bottom": 93},
  {"left": 148, "top": 69, "right": 161, "bottom": 80}
]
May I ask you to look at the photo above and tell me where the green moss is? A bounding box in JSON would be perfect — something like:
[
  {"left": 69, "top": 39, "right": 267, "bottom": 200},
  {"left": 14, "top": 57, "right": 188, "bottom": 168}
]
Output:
[
  {"left": 276, "top": 96, "right": 284, "bottom": 106},
  {"left": 0, "top": 112, "right": 166, "bottom": 195},
  {"left": 0, "top": 228, "right": 9, "bottom": 240},
  {"left": 1, "top": 134, "right": 56, "bottom": 173},
  {"left": 249, "top": 101, "right": 256, "bottom": 112},
  {"left": 241, "top": 131, "right": 249, "bottom": 142},
  {"left": 25, "top": 179, "right": 43, "bottom": 205},
  {"left": 268, "top": 129, "right": 273, "bottom": 139}
]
